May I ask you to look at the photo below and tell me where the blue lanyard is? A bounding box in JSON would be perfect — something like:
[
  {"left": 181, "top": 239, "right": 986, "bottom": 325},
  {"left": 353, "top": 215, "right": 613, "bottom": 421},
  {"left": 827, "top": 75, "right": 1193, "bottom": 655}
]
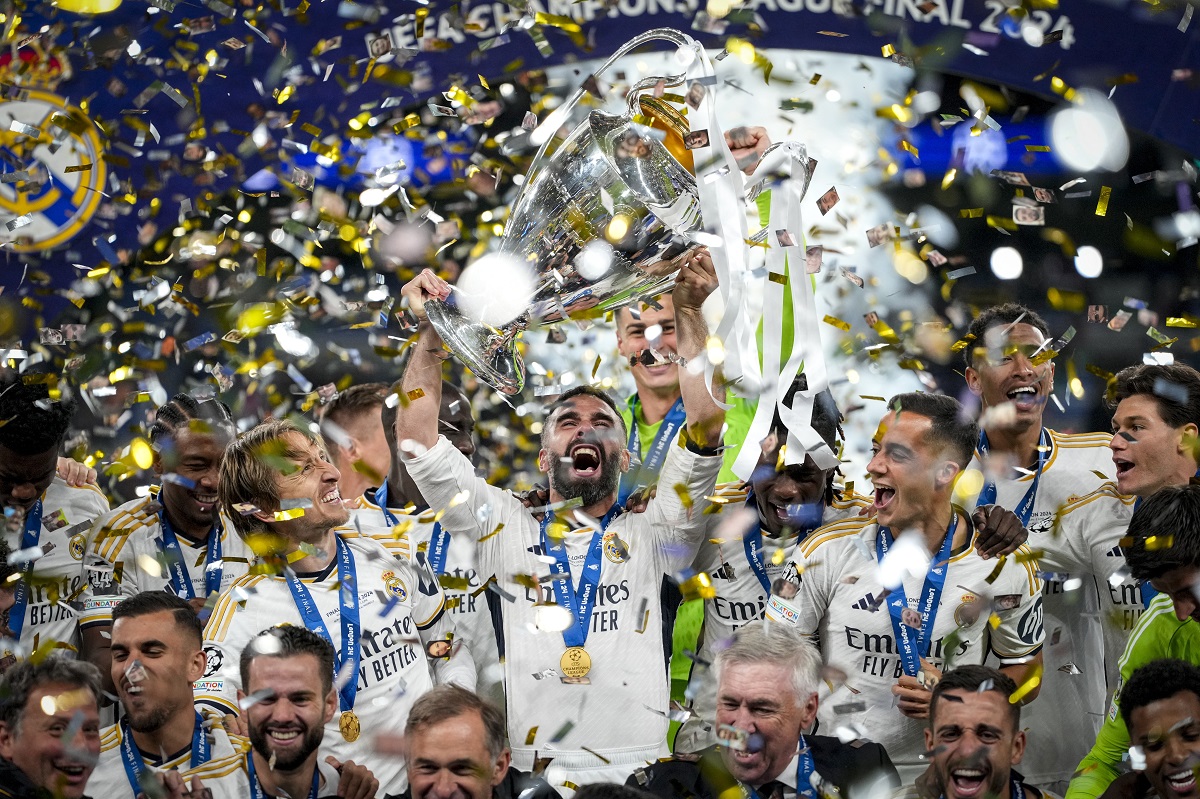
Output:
[
  {"left": 118, "top": 712, "right": 210, "bottom": 797},
  {"left": 876, "top": 513, "right": 957, "bottom": 677},
  {"left": 751, "top": 738, "right": 817, "bottom": 799},
  {"left": 158, "top": 509, "right": 223, "bottom": 600},
  {"left": 539, "top": 505, "right": 622, "bottom": 648},
  {"left": 375, "top": 484, "right": 450, "bottom": 575},
  {"left": 618, "top": 395, "right": 685, "bottom": 505},
  {"left": 284, "top": 535, "right": 360, "bottom": 713},
  {"left": 246, "top": 751, "right": 321, "bottom": 799},
  {"left": 9, "top": 499, "right": 44, "bottom": 643},
  {"left": 742, "top": 492, "right": 820, "bottom": 594},
  {"left": 976, "top": 429, "right": 1049, "bottom": 526}
]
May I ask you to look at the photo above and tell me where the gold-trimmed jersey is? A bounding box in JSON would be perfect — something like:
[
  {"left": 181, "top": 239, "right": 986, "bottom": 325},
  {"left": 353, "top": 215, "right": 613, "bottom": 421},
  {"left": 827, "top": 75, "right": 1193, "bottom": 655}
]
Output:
[
  {"left": 179, "top": 751, "right": 343, "bottom": 799},
  {"left": 967, "top": 429, "right": 1117, "bottom": 785},
  {"left": 683, "top": 485, "right": 871, "bottom": 745},
  {"left": 88, "top": 709, "right": 249, "bottom": 798},
  {"left": 777, "top": 513, "right": 1044, "bottom": 782},
  {"left": 2, "top": 478, "right": 109, "bottom": 660},
  {"left": 78, "top": 492, "right": 253, "bottom": 629},
  {"left": 347, "top": 491, "right": 501, "bottom": 703},
  {"left": 198, "top": 528, "right": 469, "bottom": 794}
]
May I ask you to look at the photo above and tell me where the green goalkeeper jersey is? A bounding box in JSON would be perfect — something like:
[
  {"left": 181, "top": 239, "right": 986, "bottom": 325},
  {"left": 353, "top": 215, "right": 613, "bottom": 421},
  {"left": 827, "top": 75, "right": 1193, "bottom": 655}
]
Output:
[{"left": 1066, "top": 593, "right": 1200, "bottom": 799}]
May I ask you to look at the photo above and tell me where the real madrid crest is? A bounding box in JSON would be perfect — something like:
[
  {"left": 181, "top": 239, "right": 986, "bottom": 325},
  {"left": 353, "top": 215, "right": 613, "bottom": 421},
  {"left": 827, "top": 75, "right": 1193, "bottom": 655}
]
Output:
[
  {"left": 381, "top": 570, "right": 408, "bottom": 601},
  {"left": 0, "top": 41, "right": 107, "bottom": 252},
  {"left": 68, "top": 533, "right": 86, "bottom": 561},
  {"left": 602, "top": 531, "right": 629, "bottom": 564}
]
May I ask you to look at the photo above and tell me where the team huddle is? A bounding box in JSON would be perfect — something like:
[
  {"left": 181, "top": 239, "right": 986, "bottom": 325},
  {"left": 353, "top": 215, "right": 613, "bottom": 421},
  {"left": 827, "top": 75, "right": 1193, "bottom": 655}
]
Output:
[{"left": 2, "top": 261, "right": 1200, "bottom": 799}]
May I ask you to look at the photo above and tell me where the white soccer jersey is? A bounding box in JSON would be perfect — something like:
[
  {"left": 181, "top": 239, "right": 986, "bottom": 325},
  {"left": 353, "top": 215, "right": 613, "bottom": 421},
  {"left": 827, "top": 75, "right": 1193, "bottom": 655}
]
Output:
[
  {"left": 1046, "top": 483, "right": 1140, "bottom": 684},
  {"left": 199, "top": 529, "right": 472, "bottom": 794},
  {"left": 77, "top": 492, "right": 253, "bottom": 629},
  {"left": 404, "top": 434, "right": 721, "bottom": 779},
  {"left": 2, "top": 478, "right": 109, "bottom": 659},
  {"left": 180, "top": 750, "right": 342, "bottom": 799},
  {"left": 781, "top": 513, "right": 1044, "bottom": 782},
  {"left": 89, "top": 710, "right": 249, "bottom": 799},
  {"left": 347, "top": 491, "right": 502, "bottom": 701},
  {"left": 686, "top": 487, "right": 871, "bottom": 730},
  {"left": 968, "top": 430, "right": 1117, "bottom": 785}
]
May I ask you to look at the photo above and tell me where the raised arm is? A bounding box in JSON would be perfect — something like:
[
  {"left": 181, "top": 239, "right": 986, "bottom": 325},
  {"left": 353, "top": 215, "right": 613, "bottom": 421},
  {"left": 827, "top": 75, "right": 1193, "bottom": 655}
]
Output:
[
  {"left": 672, "top": 248, "right": 725, "bottom": 447},
  {"left": 397, "top": 268, "right": 452, "bottom": 453}
]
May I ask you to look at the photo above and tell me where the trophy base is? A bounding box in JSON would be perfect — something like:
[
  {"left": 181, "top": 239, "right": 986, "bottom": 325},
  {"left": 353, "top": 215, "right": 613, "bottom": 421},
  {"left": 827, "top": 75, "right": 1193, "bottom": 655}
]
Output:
[{"left": 425, "top": 300, "right": 527, "bottom": 396}]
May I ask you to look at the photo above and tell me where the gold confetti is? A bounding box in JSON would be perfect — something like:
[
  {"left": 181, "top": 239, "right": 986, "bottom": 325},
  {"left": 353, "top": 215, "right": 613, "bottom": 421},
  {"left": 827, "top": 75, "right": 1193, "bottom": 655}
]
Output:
[
  {"left": 822, "top": 315, "right": 851, "bottom": 331},
  {"left": 1095, "top": 186, "right": 1111, "bottom": 216},
  {"left": 1167, "top": 316, "right": 1200, "bottom": 328},
  {"left": 63, "top": 163, "right": 93, "bottom": 173},
  {"left": 959, "top": 208, "right": 984, "bottom": 218},
  {"left": 407, "top": 388, "right": 426, "bottom": 401},
  {"left": 525, "top": 727, "right": 538, "bottom": 746},
  {"left": 274, "top": 508, "right": 306, "bottom": 521},
  {"left": 1009, "top": 662, "right": 1044, "bottom": 704}
]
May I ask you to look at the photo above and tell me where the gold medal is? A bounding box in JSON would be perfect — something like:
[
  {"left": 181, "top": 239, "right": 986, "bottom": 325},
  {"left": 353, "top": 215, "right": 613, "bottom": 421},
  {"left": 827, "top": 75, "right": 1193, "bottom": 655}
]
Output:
[
  {"left": 560, "top": 646, "right": 592, "bottom": 678},
  {"left": 339, "top": 710, "right": 361, "bottom": 743}
]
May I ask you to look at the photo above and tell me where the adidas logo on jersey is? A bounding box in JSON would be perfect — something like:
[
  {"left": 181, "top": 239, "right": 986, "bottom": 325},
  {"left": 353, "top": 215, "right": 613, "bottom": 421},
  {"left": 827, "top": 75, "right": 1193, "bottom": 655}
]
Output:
[
  {"left": 852, "top": 593, "right": 880, "bottom": 611},
  {"left": 1106, "top": 544, "right": 1124, "bottom": 557}
]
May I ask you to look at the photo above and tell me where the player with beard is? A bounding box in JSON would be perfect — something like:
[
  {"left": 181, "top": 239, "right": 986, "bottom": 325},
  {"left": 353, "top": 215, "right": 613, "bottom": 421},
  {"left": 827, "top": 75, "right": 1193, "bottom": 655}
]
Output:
[
  {"left": 181, "top": 626, "right": 378, "bottom": 799},
  {"left": 79, "top": 394, "right": 253, "bottom": 697},
  {"left": 0, "top": 373, "right": 109, "bottom": 666},
  {"left": 961, "top": 305, "right": 1116, "bottom": 789},
  {"left": 894, "top": 665, "right": 1052, "bottom": 799},
  {"left": 88, "top": 592, "right": 248, "bottom": 798},
  {"left": 394, "top": 254, "right": 726, "bottom": 789}
]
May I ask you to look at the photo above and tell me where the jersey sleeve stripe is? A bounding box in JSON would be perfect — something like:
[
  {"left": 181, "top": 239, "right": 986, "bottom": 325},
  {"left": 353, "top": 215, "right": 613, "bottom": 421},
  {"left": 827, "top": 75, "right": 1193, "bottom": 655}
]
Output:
[{"left": 797, "top": 519, "right": 870, "bottom": 558}]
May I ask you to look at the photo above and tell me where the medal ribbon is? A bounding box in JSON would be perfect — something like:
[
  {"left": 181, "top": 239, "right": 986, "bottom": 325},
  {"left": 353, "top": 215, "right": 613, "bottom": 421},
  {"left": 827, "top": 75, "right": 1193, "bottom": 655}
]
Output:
[
  {"left": 158, "top": 509, "right": 224, "bottom": 600},
  {"left": 246, "top": 751, "right": 321, "bottom": 799},
  {"left": 284, "top": 535, "right": 360, "bottom": 714},
  {"left": 617, "top": 395, "right": 685, "bottom": 506},
  {"left": 742, "top": 491, "right": 820, "bottom": 594},
  {"left": 118, "top": 712, "right": 211, "bottom": 797},
  {"left": 375, "top": 485, "right": 450, "bottom": 575},
  {"left": 975, "top": 429, "right": 1049, "bottom": 526},
  {"left": 876, "top": 513, "right": 957, "bottom": 677},
  {"left": 539, "top": 505, "right": 622, "bottom": 648},
  {"left": 8, "top": 499, "right": 44, "bottom": 643}
]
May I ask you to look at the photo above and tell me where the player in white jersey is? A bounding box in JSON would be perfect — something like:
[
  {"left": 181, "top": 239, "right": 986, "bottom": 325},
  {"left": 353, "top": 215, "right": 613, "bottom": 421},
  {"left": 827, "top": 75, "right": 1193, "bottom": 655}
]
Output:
[
  {"left": 79, "top": 394, "right": 253, "bottom": 696},
  {"left": 317, "top": 383, "right": 392, "bottom": 505},
  {"left": 345, "top": 380, "right": 502, "bottom": 703},
  {"left": 89, "top": 592, "right": 249, "bottom": 798},
  {"left": 676, "top": 378, "right": 868, "bottom": 752},
  {"left": 202, "top": 419, "right": 474, "bottom": 794},
  {"left": 1048, "top": 364, "right": 1200, "bottom": 686},
  {"left": 961, "top": 304, "right": 1117, "bottom": 787},
  {"left": 0, "top": 374, "right": 109, "bottom": 664},
  {"left": 180, "top": 626, "right": 379, "bottom": 799},
  {"left": 395, "top": 261, "right": 726, "bottom": 788},
  {"left": 768, "top": 393, "right": 1044, "bottom": 782}
]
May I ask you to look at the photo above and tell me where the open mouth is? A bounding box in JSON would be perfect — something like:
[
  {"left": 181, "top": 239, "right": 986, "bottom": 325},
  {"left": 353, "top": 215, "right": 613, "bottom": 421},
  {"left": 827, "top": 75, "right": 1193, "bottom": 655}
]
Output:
[
  {"left": 320, "top": 488, "right": 342, "bottom": 505},
  {"left": 1006, "top": 385, "right": 1040, "bottom": 410},
  {"left": 569, "top": 444, "right": 602, "bottom": 477},
  {"left": 123, "top": 683, "right": 144, "bottom": 696},
  {"left": 266, "top": 727, "right": 304, "bottom": 745},
  {"left": 873, "top": 485, "right": 896, "bottom": 512},
  {"left": 1113, "top": 458, "right": 1134, "bottom": 478},
  {"left": 949, "top": 768, "right": 989, "bottom": 798},
  {"left": 191, "top": 492, "right": 218, "bottom": 511},
  {"left": 54, "top": 762, "right": 89, "bottom": 784},
  {"left": 1165, "top": 768, "right": 1198, "bottom": 796}
]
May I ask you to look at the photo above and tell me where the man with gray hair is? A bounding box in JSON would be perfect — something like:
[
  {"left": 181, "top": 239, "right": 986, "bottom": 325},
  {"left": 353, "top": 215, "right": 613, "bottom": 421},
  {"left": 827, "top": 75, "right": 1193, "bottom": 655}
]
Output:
[
  {"left": 399, "top": 684, "right": 560, "bottom": 799},
  {"left": 630, "top": 621, "right": 899, "bottom": 799},
  {"left": 0, "top": 656, "right": 103, "bottom": 799}
]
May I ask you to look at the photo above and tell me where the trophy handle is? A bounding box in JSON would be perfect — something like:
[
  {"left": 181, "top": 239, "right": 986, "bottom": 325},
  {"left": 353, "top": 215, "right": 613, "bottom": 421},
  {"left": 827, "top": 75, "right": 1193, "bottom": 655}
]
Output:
[
  {"left": 528, "top": 27, "right": 698, "bottom": 182},
  {"left": 424, "top": 299, "right": 528, "bottom": 396}
]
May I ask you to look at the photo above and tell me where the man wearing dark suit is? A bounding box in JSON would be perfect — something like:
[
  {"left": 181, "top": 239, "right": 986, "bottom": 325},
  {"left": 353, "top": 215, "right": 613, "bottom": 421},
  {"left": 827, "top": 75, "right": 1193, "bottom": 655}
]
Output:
[{"left": 628, "top": 621, "right": 899, "bottom": 799}]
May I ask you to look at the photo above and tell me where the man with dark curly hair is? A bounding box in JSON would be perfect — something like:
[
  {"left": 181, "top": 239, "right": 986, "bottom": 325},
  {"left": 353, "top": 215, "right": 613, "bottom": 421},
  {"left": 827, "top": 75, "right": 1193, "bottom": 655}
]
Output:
[{"left": 0, "top": 373, "right": 108, "bottom": 665}]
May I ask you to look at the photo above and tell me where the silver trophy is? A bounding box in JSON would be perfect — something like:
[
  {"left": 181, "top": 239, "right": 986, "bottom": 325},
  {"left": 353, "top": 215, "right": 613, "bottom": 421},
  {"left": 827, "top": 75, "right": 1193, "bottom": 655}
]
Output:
[{"left": 425, "top": 28, "right": 809, "bottom": 395}]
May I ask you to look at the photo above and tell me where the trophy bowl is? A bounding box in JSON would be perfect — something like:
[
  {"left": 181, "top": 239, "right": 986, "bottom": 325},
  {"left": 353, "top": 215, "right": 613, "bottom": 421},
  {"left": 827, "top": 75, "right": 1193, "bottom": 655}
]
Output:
[{"left": 425, "top": 29, "right": 705, "bottom": 396}]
